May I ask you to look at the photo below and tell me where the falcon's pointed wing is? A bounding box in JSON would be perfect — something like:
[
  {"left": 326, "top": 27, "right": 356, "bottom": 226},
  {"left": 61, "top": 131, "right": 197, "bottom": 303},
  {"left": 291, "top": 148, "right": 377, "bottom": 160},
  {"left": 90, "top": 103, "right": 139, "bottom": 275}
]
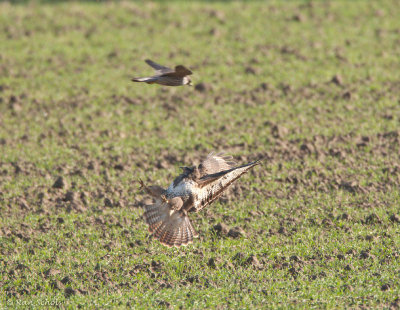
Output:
[
  {"left": 175, "top": 65, "right": 192, "bottom": 75},
  {"left": 162, "top": 65, "right": 192, "bottom": 78},
  {"left": 198, "top": 152, "right": 236, "bottom": 177},
  {"left": 145, "top": 59, "right": 174, "bottom": 74},
  {"left": 193, "top": 160, "right": 261, "bottom": 212}
]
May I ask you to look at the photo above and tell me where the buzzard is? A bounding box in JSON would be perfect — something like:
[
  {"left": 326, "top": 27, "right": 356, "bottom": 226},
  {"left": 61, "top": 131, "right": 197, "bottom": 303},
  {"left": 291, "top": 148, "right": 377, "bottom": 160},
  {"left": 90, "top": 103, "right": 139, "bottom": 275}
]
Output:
[
  {"left": 139, "top": 153, "right": 261, "bottom": 247},
  {"left": 131, "top": 59, "right": 192, "bottom": 86}
]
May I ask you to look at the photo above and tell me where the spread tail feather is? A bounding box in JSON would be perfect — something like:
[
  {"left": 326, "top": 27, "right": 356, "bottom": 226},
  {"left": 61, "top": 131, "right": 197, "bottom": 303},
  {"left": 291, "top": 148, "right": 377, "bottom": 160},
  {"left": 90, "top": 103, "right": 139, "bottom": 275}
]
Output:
[{"left": 143, "top": 202, "right": 198, "bottom": 247}]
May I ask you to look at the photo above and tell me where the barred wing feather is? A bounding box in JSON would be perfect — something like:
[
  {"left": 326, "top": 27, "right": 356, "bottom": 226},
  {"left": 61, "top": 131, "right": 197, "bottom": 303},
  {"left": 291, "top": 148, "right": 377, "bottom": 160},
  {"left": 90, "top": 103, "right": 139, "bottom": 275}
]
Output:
[
  {"left": 193, "top": 160, "right": 260, "bottom": 212},
  {"left": 198, "top": 152, "right": 236, "bottom": 177}
]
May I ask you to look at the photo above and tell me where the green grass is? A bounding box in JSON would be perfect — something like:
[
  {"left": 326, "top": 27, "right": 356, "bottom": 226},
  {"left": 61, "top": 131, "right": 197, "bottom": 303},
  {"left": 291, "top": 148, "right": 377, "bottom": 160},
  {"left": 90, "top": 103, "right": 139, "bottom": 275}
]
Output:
[{"left": 1, "top": 0, "right": 400, "bottom": 309}]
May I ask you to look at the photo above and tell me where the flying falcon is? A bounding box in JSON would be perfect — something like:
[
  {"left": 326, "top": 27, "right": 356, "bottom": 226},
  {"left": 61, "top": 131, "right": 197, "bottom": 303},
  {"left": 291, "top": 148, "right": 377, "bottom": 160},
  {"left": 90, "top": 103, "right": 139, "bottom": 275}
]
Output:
[
  {"left": 139, "top": 153, "right": 261, "bottom": 247},
  {"left": 131, "top": 59, "right": 193, "bottom": 86}
]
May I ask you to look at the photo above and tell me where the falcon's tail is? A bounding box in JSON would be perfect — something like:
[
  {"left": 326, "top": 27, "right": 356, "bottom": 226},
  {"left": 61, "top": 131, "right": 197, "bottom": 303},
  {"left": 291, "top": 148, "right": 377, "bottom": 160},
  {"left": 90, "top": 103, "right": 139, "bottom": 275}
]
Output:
[{"left": 144, "top": 202, "right": 198, "bottom": 247}]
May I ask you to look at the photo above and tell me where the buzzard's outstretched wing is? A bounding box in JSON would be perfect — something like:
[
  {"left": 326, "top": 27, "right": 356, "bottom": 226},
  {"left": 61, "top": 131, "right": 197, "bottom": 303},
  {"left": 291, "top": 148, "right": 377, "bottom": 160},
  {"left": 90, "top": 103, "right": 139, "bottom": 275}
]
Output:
[
  {"left": 193, "top": 160, "right": 261, "bottom": 212},
  {"left": 143, "top": 198, "right": 198, "bottom": 247},
  {"left": 198, "top": 152, "right": 236, "bottom": 177},
  {"left": 145, "top": 59, "right": 174, "bottom": 74}
]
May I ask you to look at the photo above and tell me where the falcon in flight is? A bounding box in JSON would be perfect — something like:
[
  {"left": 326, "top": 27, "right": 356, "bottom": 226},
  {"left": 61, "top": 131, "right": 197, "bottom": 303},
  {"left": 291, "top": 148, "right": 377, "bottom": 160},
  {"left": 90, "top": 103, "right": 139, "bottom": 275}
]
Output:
[
  {"left": 131, "top": 59, "right": 193, "bottom": 86},
  {"left": 139, "top": 153, "right": 261, "bottom": 247}
]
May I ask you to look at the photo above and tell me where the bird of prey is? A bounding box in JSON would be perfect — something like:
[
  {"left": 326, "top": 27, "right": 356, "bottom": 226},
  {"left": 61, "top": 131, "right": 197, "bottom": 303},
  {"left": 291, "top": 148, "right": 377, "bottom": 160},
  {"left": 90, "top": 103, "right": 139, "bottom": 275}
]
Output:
[
  {"left": 131, "top": 59, "right": 193, "bottom": 86},
  {"left": 139, "top": 153, "right": 261, "bottom": 247}
]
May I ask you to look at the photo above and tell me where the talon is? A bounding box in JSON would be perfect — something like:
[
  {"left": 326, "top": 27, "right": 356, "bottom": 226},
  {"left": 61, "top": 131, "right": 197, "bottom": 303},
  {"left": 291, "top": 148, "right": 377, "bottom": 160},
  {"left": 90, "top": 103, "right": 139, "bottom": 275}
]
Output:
[
  {"left": 138, "top": 178, "right": 145, "bottom": 190},
  {"left": 161, "top": 195, "right": 168, "bottom": 203}
]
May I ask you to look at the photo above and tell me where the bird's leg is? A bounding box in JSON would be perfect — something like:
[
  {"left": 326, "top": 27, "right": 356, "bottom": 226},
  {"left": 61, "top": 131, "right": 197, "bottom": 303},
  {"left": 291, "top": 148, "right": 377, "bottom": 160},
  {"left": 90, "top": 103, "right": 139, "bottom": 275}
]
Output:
[
  {"left": 138, "top": 179, "right": 166, "bottom": 199},
  {"left": 138, "top": 178, "right": 153, "bottom": 196},
  {"left": 138, "top": 178, "right": 147, "bottom": 190}
]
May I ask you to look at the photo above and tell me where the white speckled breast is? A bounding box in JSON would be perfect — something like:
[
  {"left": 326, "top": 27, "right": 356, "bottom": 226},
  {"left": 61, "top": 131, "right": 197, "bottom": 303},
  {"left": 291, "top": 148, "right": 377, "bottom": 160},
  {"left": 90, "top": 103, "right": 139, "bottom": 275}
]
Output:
[{"left": 165, "top": 178, "right": 196, "bottom": 199}]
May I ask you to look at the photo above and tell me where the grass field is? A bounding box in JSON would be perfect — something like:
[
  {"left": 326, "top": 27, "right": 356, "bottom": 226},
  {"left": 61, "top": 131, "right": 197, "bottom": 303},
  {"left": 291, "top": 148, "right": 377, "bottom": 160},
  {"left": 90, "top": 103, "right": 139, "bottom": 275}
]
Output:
[{"left": 1, "top": 0, "right": 400, "bottom": 308}]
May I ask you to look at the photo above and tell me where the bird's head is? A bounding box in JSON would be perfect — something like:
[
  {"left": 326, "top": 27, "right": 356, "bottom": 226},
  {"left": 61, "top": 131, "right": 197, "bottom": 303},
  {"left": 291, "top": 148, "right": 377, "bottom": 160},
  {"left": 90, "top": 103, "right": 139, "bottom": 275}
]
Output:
[
  {"left": 180, "top": 166, "right": 193, "bottom": 173},
  {"left": 169, "top": 197, "right": 183, "bottom": 210},
  {"left": 180, "top": 165, "right": 200, "bottom": 179},
  {"left": 184, "top": 76, "right": 192, "bottom": 86}
]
